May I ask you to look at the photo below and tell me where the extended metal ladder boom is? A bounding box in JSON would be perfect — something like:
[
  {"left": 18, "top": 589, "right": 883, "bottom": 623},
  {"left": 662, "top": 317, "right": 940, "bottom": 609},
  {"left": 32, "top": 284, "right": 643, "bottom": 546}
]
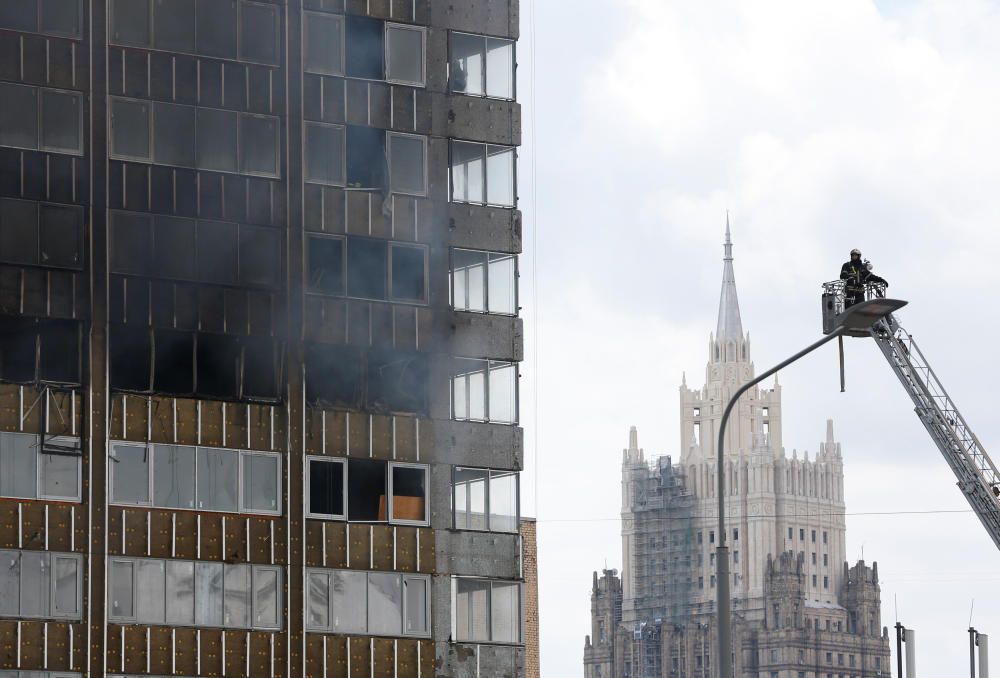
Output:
[{"left": 870, "top": 313, "right": 1000, "bottom": 550}]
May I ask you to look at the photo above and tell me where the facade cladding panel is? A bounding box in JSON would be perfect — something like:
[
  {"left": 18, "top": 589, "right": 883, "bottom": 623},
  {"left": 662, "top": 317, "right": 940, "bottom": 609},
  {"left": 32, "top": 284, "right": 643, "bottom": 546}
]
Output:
[{"left": 0, "top": 0, "right": 524, "bottom": 676}]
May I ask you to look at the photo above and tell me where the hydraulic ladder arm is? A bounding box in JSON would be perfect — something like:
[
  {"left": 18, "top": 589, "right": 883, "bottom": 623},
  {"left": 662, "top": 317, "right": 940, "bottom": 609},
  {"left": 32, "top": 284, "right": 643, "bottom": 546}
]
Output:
[{"left": 823, "top": 279, "right": 1000, "bottom": 550}]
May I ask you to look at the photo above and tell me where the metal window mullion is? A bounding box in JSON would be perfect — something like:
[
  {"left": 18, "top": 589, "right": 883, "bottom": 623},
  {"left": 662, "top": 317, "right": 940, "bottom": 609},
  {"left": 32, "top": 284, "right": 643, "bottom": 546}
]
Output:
[
  {"left": 484, "top": 360, "right": 491, "bottom": 422},
  {"left": 484, "top": 470, "right": 492, "bottom": 532}
]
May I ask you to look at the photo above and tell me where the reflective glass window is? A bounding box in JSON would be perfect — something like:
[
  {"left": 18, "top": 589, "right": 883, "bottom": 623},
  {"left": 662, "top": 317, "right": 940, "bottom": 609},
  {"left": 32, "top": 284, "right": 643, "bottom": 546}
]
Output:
[
  {"left": 153, "top": 0, "right": 196, "bottom": 52},
  {"left": 240, "top": 1, "right": 279, "bottom": 65},
  {"left": 40, "top": 90, "right": 82, "bottom": 154},
  {"left": 388, "top": 133, "right": 426, "bottom": 196},
  {"left": 367, "top": 572, "right": 402, "bottom": 636},
  {"left": 386, "top": 24, "right": 424, "bottom": 86},
  {"left": 110, "top": 98, "right": 151, "bottom": 160},
  {"left": 304, "top": 122, "right": 346, "bottom": 186},
  {"left": 153, "top": 444, "right": 196, "bottom": 509},
  {"left": 242, "top": 453, "right": 279, "bottom": 513},
  {"left": 111, "top": 0, "right": 151, "bottom": 46},
  {"left": 197, "top": 448, "right": 238, "bottom": 512},
  {"left": 112, "top": 443, "right": 149, "bottom": 504},
  {"left": 304, "top": 11, "right": 344, "bottom": 76},
  {"left": 196, "top": 108, "right": 238, "bottom": 172},
  {"left": 0, "top": 432, "right": 37, "bottom": 499},
  {"left": 0, "top": 84, "right": 38, "bottom": 150},
  {"left": 240, "top": 114, "right": 279, "bottom": 176},
  {"left": 165, "top": 560, "right": 195, "bottom": 624}
]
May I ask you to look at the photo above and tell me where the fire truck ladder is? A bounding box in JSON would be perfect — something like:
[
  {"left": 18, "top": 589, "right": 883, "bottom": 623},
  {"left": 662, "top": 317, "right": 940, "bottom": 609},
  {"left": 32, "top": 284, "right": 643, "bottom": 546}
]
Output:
[{"left": 827, "top": 279, "right": 1000, "bottom": 550}]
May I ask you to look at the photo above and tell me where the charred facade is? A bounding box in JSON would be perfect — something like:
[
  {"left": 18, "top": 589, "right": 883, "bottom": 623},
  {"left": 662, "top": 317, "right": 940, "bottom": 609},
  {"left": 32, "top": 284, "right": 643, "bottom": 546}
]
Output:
[{"left": 0, "top": 1, "right": 524, "bottom": 676}]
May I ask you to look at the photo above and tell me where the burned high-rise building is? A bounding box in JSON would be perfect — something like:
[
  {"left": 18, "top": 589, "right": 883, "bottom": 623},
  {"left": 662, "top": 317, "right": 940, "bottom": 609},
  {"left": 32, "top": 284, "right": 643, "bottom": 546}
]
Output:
[{"left": 0, "top": 2, "right": 524, "bottom": 677}]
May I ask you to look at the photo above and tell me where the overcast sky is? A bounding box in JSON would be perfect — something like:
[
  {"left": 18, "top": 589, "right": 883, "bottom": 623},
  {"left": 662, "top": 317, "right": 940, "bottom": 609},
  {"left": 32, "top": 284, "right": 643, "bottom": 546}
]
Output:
[{"left": 516, "top": 1, "right": 1000, "bottom": 674}]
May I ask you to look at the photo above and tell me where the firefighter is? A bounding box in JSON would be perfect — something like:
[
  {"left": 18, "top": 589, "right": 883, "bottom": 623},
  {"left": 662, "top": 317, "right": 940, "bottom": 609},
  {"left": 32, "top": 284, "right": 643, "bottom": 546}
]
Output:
[{"left": 840, "top": 249, "right": 887, "bottom": 307}]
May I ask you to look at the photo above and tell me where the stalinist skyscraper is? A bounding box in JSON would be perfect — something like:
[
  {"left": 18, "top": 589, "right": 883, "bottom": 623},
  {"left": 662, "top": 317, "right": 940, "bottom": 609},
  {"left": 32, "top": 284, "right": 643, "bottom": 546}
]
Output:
[{"left": 583, "top": 223, "right": 891, "bottom": 678}]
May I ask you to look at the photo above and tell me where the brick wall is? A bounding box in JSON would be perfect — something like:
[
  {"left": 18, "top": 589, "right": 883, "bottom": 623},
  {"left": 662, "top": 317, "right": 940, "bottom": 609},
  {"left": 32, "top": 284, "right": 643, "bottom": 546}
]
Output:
[{"left": 522, "top": 518, "right": 540, "bottom": 678}]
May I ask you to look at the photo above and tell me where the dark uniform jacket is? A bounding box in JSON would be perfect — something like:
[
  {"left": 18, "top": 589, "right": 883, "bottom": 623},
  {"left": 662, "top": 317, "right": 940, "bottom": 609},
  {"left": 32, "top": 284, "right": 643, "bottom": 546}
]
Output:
[{"left": 840, "top": 260, "right": 886, "bottom": 296}]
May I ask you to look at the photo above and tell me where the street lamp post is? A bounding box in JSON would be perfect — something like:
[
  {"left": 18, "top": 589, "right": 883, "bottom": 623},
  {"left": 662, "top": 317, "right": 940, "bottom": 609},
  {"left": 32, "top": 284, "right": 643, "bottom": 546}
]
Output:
[{"left": 715, "top": 297, "right": 906, "bottom": 678}]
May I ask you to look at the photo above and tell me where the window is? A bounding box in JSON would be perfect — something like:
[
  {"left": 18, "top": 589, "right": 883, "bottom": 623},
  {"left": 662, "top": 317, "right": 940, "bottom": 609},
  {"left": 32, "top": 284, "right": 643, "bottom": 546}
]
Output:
[
  {"left": 812, "top": 575, "right": 817, "bottom": 586},
  {"left": 304, "top": 11, "right": 344, "bottom": 76},
  {"left": 239, "top": 1, "right": 279, "bottom": 65},
  {"left": 108, "top": 557, "right": 280, "bottom": 630},
  {"left": 306, "top": 235, "right": 345, "bottom": 295},
  {"left": 0, "top": 550, "right": 82, "bottom": 620},
  {"left": 823, "top": 531, "right": 828, "bottom": 544},
  {"left": 307, "top": 457, "right": 346, "bottom": 519},
  {"left": 0, "top": 0, "right": 83, "bottom": 37},
  {"left": 733, "top": 550, "right": 739, "bottom": 564},
  {"left": 812, "top": 529, "right": 817, "bottom": 543},
  {"left": 345, "top": 15, "right": 384, "bottom": 79},
  {"left": 309, "top": 458, "right": 428, "bottom": 526},
  {"left": 390, "top": 463, "right": 428, "bottom": 525},
  {"left": 733, "top": 528, "right": 739, "bottom": 541},
  {"left": 824, "top": 553, "right": 829, "bottom": 567},
  {"left": 308, "top": 235, "right": 428, "bottom": 303},
  {"left": 0, "top": 84, "right": 83, "bottom": 155},
  {"left": 788, "top": 527, "right": 793, "bottom": 540},
  {"left": 450, "top": 141, "right": 516, "bottom": 207},
  {"left": 110, "top": 98, "right": 279, "bottom": 177},
  {"left": 388, "top": 132, "right": 427, "bottom": 196},
  {"left": 709, "top": 531, "right": 715, "bottom": 544},
  {"left": 304, "top": 122, "right": 346, "bottom": 186},
  {"left": 450, "top": 249, "right": 518, "bottom": 315},
  {"left": 449, "top": 32, "right": 515, "bottom": 99},
  {"left": 451, "top": 358, "right": 518, "bottom": 424},
  {"left": 454, "top": 577, "right": 521, "bottom": 644},
  {"left": 800, "top": 528, "right": 805, "bottom": 540},
  {"left": 306, "top": 568, "right": 430, "bottom": 638},
  {"left": 812, "top": 552, "right": 817, "bottom": 565},
  {"left": 0, "top": 199, "right": 85, "bottom": 270},
  {"left": 385, "top": 23, "right": 425, "bottom": 86},
  {"left": 824, "top": 576, "right": 829, "bottom": 589},
  {"left": 111, "top": 443, "right": 280, "bottom": 515},
  {"left": 452, "top": 467, "right": 519, "bottom": 533},
  {"left": 0, "top": 433, "right": 81, "bottom": 502}
]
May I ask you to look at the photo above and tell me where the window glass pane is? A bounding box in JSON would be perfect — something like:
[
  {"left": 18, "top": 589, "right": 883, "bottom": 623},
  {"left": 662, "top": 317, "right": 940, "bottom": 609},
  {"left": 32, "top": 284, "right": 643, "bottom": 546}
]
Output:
[
  {"left": 136, "top": 559, "right": 165, "bottom": 623},
  {"left": 1, "top": 433, "right": 37, "bottom": 499},
  {"left": 224, "top": 563, "right": 250, "bottom": 627},
  {"left": 154, "top": 102, "right": 196, "bottom": 167},
  {"left": 111, "top": 98, "right": 150, "bottom": 160},
  {"left": 41, "top": 0, "right": 82, "bottom": 38},
  {"left": 308, "top": 459, "right": 344, "bottom": 518},
  {"left": 346, "top": 125, "right": 385, "bottom": 189},
  {"left": 450, "top": 33, "right": 484, "bottom": 95},
  {"left": 450, "top": 249, "right": 485, "bottom": 313},
  {"left": 0, "top": 551, "right": 18, "bottom": 615},
  {"left": 386, "top": 25, "right": 424, "bottom": 85},
  {"left": 491, "top": 582, "right": 520, "bottom": 642},
  {"left": 488, "top": 253, "right": 517, "bottom": 314},
  {"left": 346, "top": 238, "right": 387, "bottom": 300},
  {"left": 153, "top": 444, "right": 196, "bottom": 509},
  {"left": 112, "top": 443, "right": 149, "bottom": 504},
  {"left": 390, "top": 465, "right": 426, "bottom": 524},
  {"left": 455, "top": 578, "right": 490, "bottom": 642},
  {"left": 0, "top": 198, "right": 39, "bottom": 265},
  {"left": 254, "top": 567, "right": 279, "bottom": 628},
  {"left": 165, "top": 560, "right": 195, "bottom": 624},
  {"left": 240, "top": 1, "right": 279, "bottom": 64},
  {"left": 307, "top": 236, "right": 344, "bottom": 295},
  {"left": 454, "top": 467, "right": 488, "bottom": 530},
  {"left": 195, "top": 561, "right": 224, "bottom": 626},
  {"left": 39, "top": 204, "right": 83, "bottom": 268},
  {"left": 452, "top": 359, "right": 486, "bottom": 421},
  {"left": 451, "top": 141, "right": 484, "bottom": 204},
  {"left": 196, "top": 108, "right": 238, "bottom": 172},
  {"left": 390, "top": 245, "right": 426, "bottom": 302},
  {"left": 197, "top": 448, "right": 238, "bottom": 512},
  {"left": 347, "top": 458, "right": 387, "bottom": 522},
  {"left": 0, "top": 84, "right": 38, "bottom": 150},
  {"left": 109, "top": 560, "right": 133, "bottom": 619},
  {"left": 367, "top": 572, "right": 402, "bottom": 636},
  {"left": 345, "top": 15, "right": 384, "bottom": 79},
  {"left": 240, "top": 114, "right": 278, "bottom": 176},
  {"left": 243, "top": 453, "right": 278, "bottom": 513},
  {"left": 197, "top": 219, "right": 239, "bottom": 285},
  {"left": 304, "top": 122, "right": 345, "bottom": 185},
  {"left": 486, "top": 146, "right": 515, "bottom": 207},
  {"left": 111, "top": 0, "right": 150, "bottom": 46},
  {"left": 154, "top": 215, "right": 197, "bottom": 280},
  {"left": 305, "top": 12, "right": 343, "bottom": 76},
  {"left": 330, "top": 570, "right": 367, "bottom": 633},
  {"left": 239, "top": 225, "right": 280, "bottom": 287},
  {"left": 52, "top": 557, "right": 81, "bottom": 620},
  {"left": 403, "top": 576, "right": 428, "bottom": 635},
  {"left": 489, "top": 471, "right": 518, "bottom": 533},
  {"left": 154, "top": 0, "right": 196, "bottom": 51},
  {"left": 0, "top": 2, "right": 38, "bottom": 32},
  {"left": 489, "top": 361, "right": 517, "bottom": 423},
  {"left": 196, "top": 0, "right": 237, "bottom": 58},
  {"left": 40, "top": 450, "right": 78, "bottom": 500},
  {"left": 20, "top": 552, "right": 49, "bottom": 617},
  {"left": 307, "top": 571, "right": 329, "bottom": 629},
  {"left": 486, "top": 38, "right": 515, "bottom": 99},
  {"left": 388, "top": 134, "right": 425, "bottom": 196},
  {"left": 41, "top": 90, "right": 82, "bottom": 153}
]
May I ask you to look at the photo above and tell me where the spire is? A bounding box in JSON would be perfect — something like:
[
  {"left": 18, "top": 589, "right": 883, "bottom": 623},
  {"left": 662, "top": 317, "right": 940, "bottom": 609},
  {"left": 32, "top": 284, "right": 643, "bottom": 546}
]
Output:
[
  {"left": 716, "top": 213, "right": 744, "bottom": 343},
  {"left": 629, "top": 426, "right": 639, "bottom": 451}
]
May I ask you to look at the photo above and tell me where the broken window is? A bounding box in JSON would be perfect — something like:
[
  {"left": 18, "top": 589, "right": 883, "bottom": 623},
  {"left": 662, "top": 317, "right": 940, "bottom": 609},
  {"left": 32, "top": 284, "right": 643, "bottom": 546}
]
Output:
[
  {"left": 451, "top": 358, "right": 518, "bottom": 424},
  {"left": 346, "top": 237, "right": 388, "bottom": 300},
  {"left": 449, "top": 32, "right": 515, "bottom": 99},
  {"left": 306, "top": 234, "right": 345, "bottom": 294},
  {"left": 390, "top": 463, "right": 427, "bottom": 524},
  {"left": 242, "top": 335, "right": 281, "bottom": 400},
  {"left": 196, "top": 332, "right": 240, "bottom": 398},
  {"left": 109, "top": 556, "right": 280, "bottom": 629},
  {"left": 346, "top": 125, "right": 386, "bottom": 190},
  {"left": 385, "top": 24, "right": 425, "bottom": 86},
  {"left": 154, "top": 329, "right": 195, "bottom": 394},
  {"left": 388, "top": 132, "right": 427, "bottom": 196},
  {"left": 367, "top": 349, "right": 429, "bottom": 415},
  {"left": 450, "top": 140, "right": 516, "bottom": 208},
  {"left": 390, "top": 244, "right": 427, "bottom": 302},
  {"left": 345, "top": 15, "right": 384, "bottom": 80},
  {"left": 0, "top": 551, "right": 82, "bottom": 620},
  {"left": 304, "top": 11, "right": 344, "bottom": 76},
  {"left": 454, "top": 578, "right": 520, "bottom": 643},
  {"left": 239, "top": 1, "right": 279, "bottom": 65},
  {"left": 453, "top": 467, "right": 518, "bottom": 533},
  {"left": 304, "top": 122, "right": 346, "bottom": 186},
  {"left": 109, "top": 324, "right": 152, "bottom": 391},
  {"left": 347, "top": 458, "right": 387, "bottom": 522},
  {"left": 305, "top": 568, "right": 429, "bottom": 637},
  {"left": 304, "top": 343, "right": 364, "bottom": 407},
  {"left": 450, "top": 248, "right": 518, "bottom": 315},
  {"left": 307, "top": 456, "right": 346, "bottom": 520}
]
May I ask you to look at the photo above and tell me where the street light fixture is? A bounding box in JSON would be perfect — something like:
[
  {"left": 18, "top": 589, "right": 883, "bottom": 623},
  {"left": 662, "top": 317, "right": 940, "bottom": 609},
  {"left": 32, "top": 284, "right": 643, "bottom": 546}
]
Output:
[{"left": 715, "top": 296, "right": 907, "bottom": 678}]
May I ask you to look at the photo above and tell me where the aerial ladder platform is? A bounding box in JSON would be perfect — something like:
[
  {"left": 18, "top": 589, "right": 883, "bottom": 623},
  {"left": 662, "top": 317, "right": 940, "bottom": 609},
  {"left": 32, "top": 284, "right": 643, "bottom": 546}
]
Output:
[{"left": 822, "top": 280, "right": 1000, "bottom": 551}]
